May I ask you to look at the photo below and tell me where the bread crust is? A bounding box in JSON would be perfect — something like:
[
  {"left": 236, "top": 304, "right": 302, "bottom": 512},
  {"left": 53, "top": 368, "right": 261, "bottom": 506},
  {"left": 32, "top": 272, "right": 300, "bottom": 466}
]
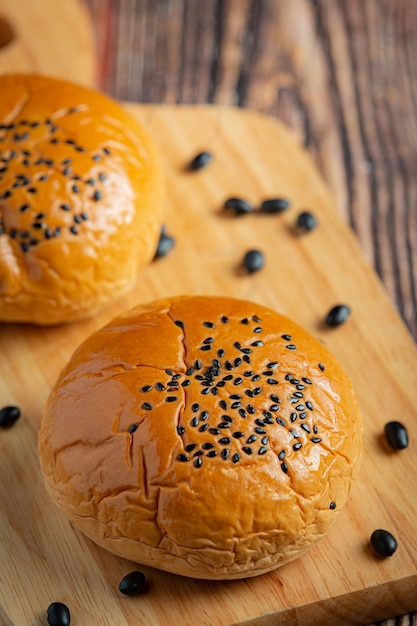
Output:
[
  {"left": 0, "top": 74, "right": 163, "bottom": 324},
  {"left": 39, "top": 295, "right": 363, "bottom": 579}
]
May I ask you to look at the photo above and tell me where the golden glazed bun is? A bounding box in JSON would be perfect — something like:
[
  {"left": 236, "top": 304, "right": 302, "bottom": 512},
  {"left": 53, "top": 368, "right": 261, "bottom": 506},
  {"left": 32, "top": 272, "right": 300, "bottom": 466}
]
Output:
[
  {"left": 39, "top": 295, "right": 363, "bottom": 579},
  {"left": 0, "top": 74, "right": 163, "bottom": 324}
]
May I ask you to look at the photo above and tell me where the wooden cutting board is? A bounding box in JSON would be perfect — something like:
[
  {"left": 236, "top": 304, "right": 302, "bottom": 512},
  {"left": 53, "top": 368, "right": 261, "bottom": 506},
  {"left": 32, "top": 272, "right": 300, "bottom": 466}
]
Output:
[
  {"left": 0, "top": 105, "right": 416, "bottom": 626},
  {"left": 0, "top": 0, "right": 95, "bottom": 85}
]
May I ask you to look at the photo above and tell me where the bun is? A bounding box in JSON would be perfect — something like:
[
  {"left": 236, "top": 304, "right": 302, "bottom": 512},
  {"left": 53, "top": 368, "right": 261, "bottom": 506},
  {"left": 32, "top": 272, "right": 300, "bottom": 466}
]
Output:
[
  {"left": 39, "top": 295, "right": 363, "bottom": 579},
  {"left": 0, "top": 74, "right": 163, "bottom": 324}
]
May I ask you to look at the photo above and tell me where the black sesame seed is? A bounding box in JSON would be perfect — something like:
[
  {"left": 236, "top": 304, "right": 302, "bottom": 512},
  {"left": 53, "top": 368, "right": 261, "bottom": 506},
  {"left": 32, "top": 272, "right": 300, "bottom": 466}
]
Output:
[
  {"left": 200, "top": 411, "right": 209, "bottom": 421},
  {"left": 281, "top": 462, "right": 288, "bottom": 474},
  {"left": 243, "top": 249, "right": 264, "bottom": 273},
  {"left": 318, "top": 363, "right": 325, "bottom": 371},
  {"left": 174, "top": 320, "right": 184, "bottom": 328},
  {"left": 221, "top": 449, "right": 230, "bottom": 460},
  {"left": 194, "top": 457, "right": 203, "bottom": 468},
  {"left": 269, "top": 404, "right": 280, "bottom": 412},
  {"left": 0, "top": 405, "right": 21, "bottom": 427},
  {"left": 218, "top": 422, "right": 231, "bottom": 429},
  {"left": 293, "top": 392, "right": 303, "bottom": 398},
  {"left": 242, "top": 446, "right": 253, "bottom": 455},
  {"left": 209, "top": 428, "right": 221, "bottom": 435},
  {"left": 69, "top": 226, "right": 78, "bottom": 235},
  {"left": 185, "top": 443, "right": 196, "bottom": 452},
  {"left": 306, "top": 401, "right": 314, "bottom": 410},
  {"left": 93, "top": 190, "right": 102, "bottom": 201},
  {"left": 278, "top": 450, "right": 286, "bottom": 460},
  {"left": 98, "top": 172, "right": 107, "bottom": 182},
  {"left": 329, "top": 502, "right": 336, "bottom": 510},
  {"left": 261, "top": 436, "right": 268, "bottom": 445},
  {"left": 325, "top": 304, "right": 351, "bottom": 327},
  {"left": 238, "top": 408, "right": 247, "bottom": 418},
  {"left": 154, "top": 229, "right": 175, "bottom": 259},
  {"left": 207, "top": 450, "right": 218, "bottom": 457},
  {"left": 229, "top": 394, "right": 241, "bottom": 400},
  {"left": 370, "top": 529, "right": 398, "bottom": 557},
  {"left": 311, "top": 437, "right": 322, "bottom": 443},
  {"left": 253, "top": 326, "right": 263, "bottom": 333},
  {"left": 221, "top": 315, "right": 229, "bottom": 323},
  {"left": 234, "top": 358, "right": 242, "bottom": 367},
  {"left": 177, "top": 454, "right": 189, "bottom": 462},
  {"left": 200, "top": 344, "right": 211, "bottom": 351},
  {"left": 255, "top": 427, "right": 266, "bottom": 434},
  {"left": 233, "top": 377, "right": 243, "bottom": 386},
  {"left": 141, "top": 402, "right": 152, "bottom": 410},
  {"left": 259, "top": 198, "right": 291, "bottom": 213},
  {"left": 231, "top": 401, "right": 242, "bottom": 409},
  {"left": 301, "top": 424, "right": 311, "bottom": 433},
  {"left": 166, "top": 396, "right": 178, "bottom": 402},
  {"left": 296, "top": 210, "right": 318, "bottom": 232},
  {"left": 258, "top": 446, "right": 267, "bottom": 455},
  {"left": 251, "top": 340, "right": 263, "bottom": 347},
  {"left": 276, "top": 418, "right": 286, "bottom": 426},
  {"left": 219, "top": 437, "right": 231, "bottom": 445},
  {"left": 286, "top": 344, "right": 297, "bottom": 350},
  {"left": 202, "top": 442, "right": 214, "bottom": 450},
  {"left": 296, "top": 404, "right": 305, "bottom": 411},
  {"left": 293, "top": 443, "right": 303, "bottom": 451},
  {"left": 290, "top": 412, "right": 297, "bottom": 422},
  {"left": 224, "top": 197, "right": 254, "bottom": 215},
  {"left": 176, "top": 425, "right": 185, "bottom": 435},
  {"left": 188, "top": 151, "right": 213, "bottom": 170},
  {"left": 71, "top": 184, "right": 80, "bottom": 194},
  {"left": 128, "top": 424, "right": 139, "bottom": 434},
  {"left": 246, "top": 435, "right": 257, "bottom": 444},
  {"left": 103, "top": 147, "right": 111, "bottom": 155},
  {"left": 232, "top": 453, "right": 240, "bottom": 463},
  {"left": 191, "top": 402, "right": 200, "bottom": 413},
  {"left": 200, "top": 388, "right": 210, "bottom": 395},
  {"left": 267, "top": 378, "right": 279, "bottom": 385},
  {"left": 190, "top": 417, "right": 199, "bottom": 427},
  {"left": 217, "top": 349, "right": 225, "bottom": 357},
  {"left": 141, "top": 385, "right": 152, "bottom": 392},
  {"left": 60, "top": 203, "right": 71, "bottom": 211},
  {"left": 219, "top": 400, "right": 228, "bottom": 410},
  {"left": 199, "top": 424, "right": 209, "bottom": 432},
  {"left": 299, "top": 412, "right": 307, "bottom": 419},
  {"left": 233, "top": 431, "right": 244, "bottom": 438},
  {"left": 243, "top": 355, "right": 251, "bottom": 364},
  {"left": 86, "top": 178, "right": 95, "bottom": 185},
  {"left": 46, "top": 602, "right": 71, "bottom": 626},
  {"left": 384, "top": 421, "right": 409, "bottom": 450},
  {"left": 270, "top": 393, "right": 280, "bottom": 402}
]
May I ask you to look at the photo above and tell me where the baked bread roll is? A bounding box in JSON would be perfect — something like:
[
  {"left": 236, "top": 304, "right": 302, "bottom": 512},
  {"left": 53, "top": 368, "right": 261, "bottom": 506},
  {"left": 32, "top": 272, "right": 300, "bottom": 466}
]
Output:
[
  {"left": 0, "top": 74, "right": 163, "bottom": 324},
  {"left": 39, "top": 295, "right": 363, "bottom": 579}
]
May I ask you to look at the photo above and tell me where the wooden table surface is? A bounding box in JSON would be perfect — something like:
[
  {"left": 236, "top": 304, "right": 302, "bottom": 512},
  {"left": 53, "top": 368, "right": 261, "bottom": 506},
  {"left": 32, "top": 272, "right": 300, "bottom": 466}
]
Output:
[{"left": 81, "top": 2, "right": 416, "bottom": 625}]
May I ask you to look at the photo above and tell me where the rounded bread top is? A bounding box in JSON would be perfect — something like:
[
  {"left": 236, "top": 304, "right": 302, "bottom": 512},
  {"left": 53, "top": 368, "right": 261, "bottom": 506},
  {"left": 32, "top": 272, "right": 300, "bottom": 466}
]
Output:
[
  {"left": 39, "top": 295, "right": 363, "bottom": 579},
  {"left": 0, "top": 74, "right": 163, "bottom": 324}
]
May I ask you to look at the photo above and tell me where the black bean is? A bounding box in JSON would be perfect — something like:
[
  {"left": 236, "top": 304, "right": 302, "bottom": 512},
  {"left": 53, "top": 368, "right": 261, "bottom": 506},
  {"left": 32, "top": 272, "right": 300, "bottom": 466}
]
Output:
[
  {"left": 0, "top": 405, "right": 21, "bottom": 427},
  {"left": 47, "top": 602, "right": 71, "bottom": 626},
  {"left": 325, "top": 304, "right": 351, "bottom": 327},
  {"left": 243, "top": 249, "right": 264, "bottom": 273},
  {"left": 154, "top": 228, "right": 175, "bottom": 259},
  {"left": 296, "top": 210, "right": 318, "bottom": 232},
  {"left": 384, "top": 421, "right": 409, "bottom": 450},
  {"left": 224, "top": 197, "right": 254, "bottom": 215},
  {"left": 370, "top": 529, "right": 398, "bottom": 557},
  {"left": 259, "top": 198, "right": 290, "bottom": 213},
  {"left": 188, "top": 151, "right": 213, "bottom": 170},
  {"left": 119, "top": 571, "right": 147, "bottom": 595}
]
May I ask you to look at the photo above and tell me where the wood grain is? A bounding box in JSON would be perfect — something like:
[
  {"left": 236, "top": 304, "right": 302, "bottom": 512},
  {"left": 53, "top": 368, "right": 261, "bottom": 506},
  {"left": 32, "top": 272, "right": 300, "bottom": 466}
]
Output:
[
  {"left": 84, "top": 0, "right": 417, "bottom": 346},
  {"left": 0, "top": 0, "right": 95, "bottom": 86},
  {"left": 0, "top": 105, "right": 416, "bottom": 626}
]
